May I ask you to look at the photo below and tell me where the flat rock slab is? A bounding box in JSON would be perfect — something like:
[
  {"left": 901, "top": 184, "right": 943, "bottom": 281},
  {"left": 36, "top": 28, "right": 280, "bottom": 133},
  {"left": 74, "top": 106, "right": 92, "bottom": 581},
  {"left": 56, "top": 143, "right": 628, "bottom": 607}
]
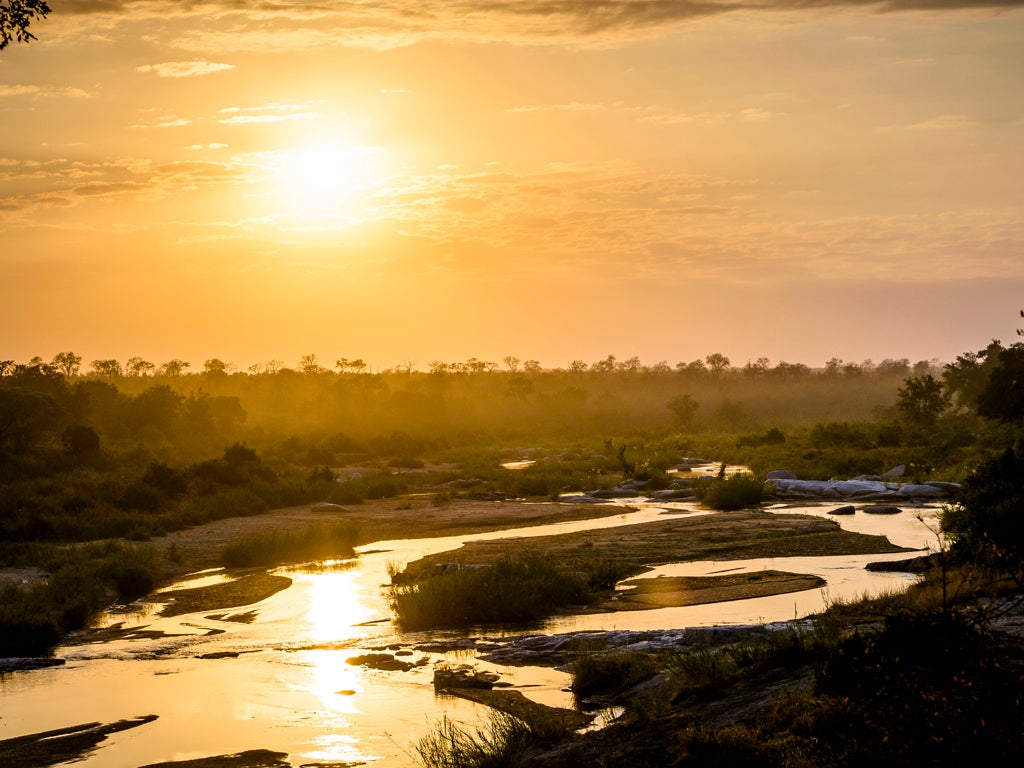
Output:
[
  {"left": 0, "top": 715, "right": 157, "bottom": 768},
  {"left": 441, "top": 688, "right": 594, "bottom": 732},
  {"left": 601, "top": 571, "right": 826, "bottom": 611}
]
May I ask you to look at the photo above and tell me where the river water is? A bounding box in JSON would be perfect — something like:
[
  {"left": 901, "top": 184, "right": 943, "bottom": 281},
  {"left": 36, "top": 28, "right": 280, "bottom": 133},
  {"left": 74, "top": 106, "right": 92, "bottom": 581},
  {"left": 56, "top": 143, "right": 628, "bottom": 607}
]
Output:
[{"left": 0, "top": 502, "right": 938, "bottom": 767}]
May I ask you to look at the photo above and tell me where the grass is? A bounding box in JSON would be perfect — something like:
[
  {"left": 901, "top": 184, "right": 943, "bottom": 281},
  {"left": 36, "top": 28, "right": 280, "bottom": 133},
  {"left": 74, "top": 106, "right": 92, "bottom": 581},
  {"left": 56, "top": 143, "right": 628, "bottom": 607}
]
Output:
[
  {"left": 220, "top": 521, "right": 360, "bottom": 568},
  {"left": 415, "top": 712, "right": 535, "bottom": 768},
  {"left": 571, "top": 650, "right": 659, "bottom": 701},
  {"left": 0, "top": 542, "right": 162, "bottom": 657},
  {"left": 388, "top": 552, "right": 591, "bottom": 629},
  {"left": 697, "top": 472, "right": 764, "bottom": 510}
]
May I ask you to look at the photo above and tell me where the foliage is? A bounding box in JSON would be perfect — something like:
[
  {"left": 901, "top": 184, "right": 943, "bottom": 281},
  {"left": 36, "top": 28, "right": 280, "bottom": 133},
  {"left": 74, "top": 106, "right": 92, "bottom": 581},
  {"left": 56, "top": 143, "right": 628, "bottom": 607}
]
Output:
[
  {"left": 0, "top": 542, "right": 161, "bottom": 656},
  {"left": 415, "top": 712, "right": 535, "bottom": 768},
  {"left": 814, "top": 611, "right": 1024, "bottom": 766},
  {"left": 0, "top": 0, "right": 49, "bottom": 50},
  {"left": 220, "top": 521, "right": 359, "bottom": 568},
  {"left": 571, "top": 650, "right": 658, "bottom": 700},
  {"left": 896, "top": 373, "right": 950, "bottom": 429},
  {"left": 389, "top": 552, "right": 591, "bottom": 629},
  {"left": 976, "top": 343, "right": 1024, "bottom": 424},
  {"left": 698, "top": 473, "right": 764, "bottom": 510},
  {"left": 942, "top": 447, "right": 1024, "bottom": 568}
]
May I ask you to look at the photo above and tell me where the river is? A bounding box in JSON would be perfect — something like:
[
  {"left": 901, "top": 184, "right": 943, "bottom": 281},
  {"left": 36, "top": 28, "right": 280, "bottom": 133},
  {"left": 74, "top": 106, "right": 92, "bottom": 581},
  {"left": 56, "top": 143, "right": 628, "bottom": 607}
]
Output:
[{"left": 0, "top": 501, "right": 938, "bottom": 767}]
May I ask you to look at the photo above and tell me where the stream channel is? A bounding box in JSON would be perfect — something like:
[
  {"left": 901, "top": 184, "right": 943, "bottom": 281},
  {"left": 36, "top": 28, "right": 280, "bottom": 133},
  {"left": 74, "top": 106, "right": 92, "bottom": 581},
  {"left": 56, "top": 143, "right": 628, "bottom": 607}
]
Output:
[{"left": 0, "top": 501, "right": 939, "bottom": 767}]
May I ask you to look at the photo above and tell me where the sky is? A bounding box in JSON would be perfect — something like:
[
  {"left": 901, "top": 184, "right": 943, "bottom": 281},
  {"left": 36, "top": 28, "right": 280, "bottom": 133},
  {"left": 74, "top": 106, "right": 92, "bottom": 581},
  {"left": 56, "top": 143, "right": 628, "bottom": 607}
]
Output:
[{"left": 1, "top": 1, "right": 1022, "bottom": 372}]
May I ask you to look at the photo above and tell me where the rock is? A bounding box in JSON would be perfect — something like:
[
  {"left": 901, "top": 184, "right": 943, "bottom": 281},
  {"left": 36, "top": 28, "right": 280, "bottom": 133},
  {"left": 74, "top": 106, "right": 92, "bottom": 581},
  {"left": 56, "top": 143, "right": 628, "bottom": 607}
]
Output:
[
  {"left": 433, "top": 665, "right": 501, "bottom": 690},
  {"left": 828, "top": 505, "right": 856, "bottom": 515},
  {"left": 882, "top": 464, "right": 907, "bottom": 479},
  {"left": 766, "top": 470, "right": 797, "bottom": 480},
  {"left": 312, "top": 502, "right": 346, "bottom": 511},
  {"left": 896, "top": 483, "right": 949, "bottom": 498},
  {"left": 863, "top": 505, "right": 902, "bottom": 515},
  {"left": 925, "top": 481, "right": 961, "bottom": 493},
  {"left": 197, "top": 651, "right": 240, "bottom": 660},
  {"left": 590, "top": 488, "right": 641, "bottom": 499},
  {"left": 645, "top": 489, "right": 696, "bottom": 501},
  {"left": 866, "top": 555, "right": 932, "bottom": 573},
  {"left": 0, "top": 657, "right": 66, "bottom": 673},
  {"left": 346, "top": 653, "right": 416, "bottom": 672},
  {"left": 558, "top": 494, "right": 612, "bottom": 504}
]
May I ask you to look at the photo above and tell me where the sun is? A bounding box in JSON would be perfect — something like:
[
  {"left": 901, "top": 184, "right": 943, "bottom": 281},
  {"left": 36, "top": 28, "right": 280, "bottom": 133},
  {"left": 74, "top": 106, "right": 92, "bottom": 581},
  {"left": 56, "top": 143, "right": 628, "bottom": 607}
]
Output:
[{"left": 269, "top": 143, "right": 384, "bottom": 216}]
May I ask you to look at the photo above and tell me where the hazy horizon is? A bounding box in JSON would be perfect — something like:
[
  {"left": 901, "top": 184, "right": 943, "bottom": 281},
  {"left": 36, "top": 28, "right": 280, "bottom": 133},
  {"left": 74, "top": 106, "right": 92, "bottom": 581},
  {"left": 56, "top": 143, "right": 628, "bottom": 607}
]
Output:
[{"left": 3, "top": 2, "right": 1022, "bottom": 369}]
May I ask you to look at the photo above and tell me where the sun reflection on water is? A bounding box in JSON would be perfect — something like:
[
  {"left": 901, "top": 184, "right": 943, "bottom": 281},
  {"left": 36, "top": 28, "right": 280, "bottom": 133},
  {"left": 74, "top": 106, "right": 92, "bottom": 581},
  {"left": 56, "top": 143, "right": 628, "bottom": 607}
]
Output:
[{"left": 303, "top": 566, "right": 376, "bottom": 644}]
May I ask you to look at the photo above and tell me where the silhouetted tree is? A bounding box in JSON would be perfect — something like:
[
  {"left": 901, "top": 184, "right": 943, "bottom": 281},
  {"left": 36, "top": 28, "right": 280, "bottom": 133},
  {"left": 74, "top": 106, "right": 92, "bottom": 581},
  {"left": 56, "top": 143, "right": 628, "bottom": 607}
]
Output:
[
  {"left": 159, "top": 359, "right": 190, "bottom": 376},
  {"left": 203, "top": 358, "right": 230, "bottom": 376},
  {"left": 896, "top": 374, "right": 950, "bottom": 429},
  {"left": 0, "top": 1, "right": 49, "bottom": 51},
  {"left": 976, "top": 343, "right": 1024, "bottom": 425},
  {"left": 50, "top": 351, "right": 82, "bottom": 377},
  {"left": 126, "top": 357, "right": 155, "bottom": 377},
  {"left": 705, "top": 353, "right": 730, "bottom": 375},
  {"left": 667, "top": 393, "right": 699, "bottom": 430},
  {"left": 91, "top": 359, "right": 122, "bottom": 378}
]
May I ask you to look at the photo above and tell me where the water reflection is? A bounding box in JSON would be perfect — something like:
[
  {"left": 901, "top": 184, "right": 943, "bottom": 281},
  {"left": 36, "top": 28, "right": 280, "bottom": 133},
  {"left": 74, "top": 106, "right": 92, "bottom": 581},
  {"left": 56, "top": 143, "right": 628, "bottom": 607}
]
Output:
[{"left": 0, "top": 502, "right": 939, "bottom": 767}]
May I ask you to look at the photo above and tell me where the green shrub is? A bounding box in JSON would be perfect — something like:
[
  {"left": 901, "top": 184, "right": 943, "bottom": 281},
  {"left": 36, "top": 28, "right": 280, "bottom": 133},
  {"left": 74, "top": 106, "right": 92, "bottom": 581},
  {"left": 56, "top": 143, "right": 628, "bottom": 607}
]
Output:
[
  {"left": 699, "top": 473, "right": 763, "bottom": 510},
  {"left": 571, "top": 650, "right": 658, "bottom": 700},
  {"left": 389, "top": 552, "right": 590, "bottom": 629},
  {"left": 221, "top": 521, "right": 359, "bottom": 568}
]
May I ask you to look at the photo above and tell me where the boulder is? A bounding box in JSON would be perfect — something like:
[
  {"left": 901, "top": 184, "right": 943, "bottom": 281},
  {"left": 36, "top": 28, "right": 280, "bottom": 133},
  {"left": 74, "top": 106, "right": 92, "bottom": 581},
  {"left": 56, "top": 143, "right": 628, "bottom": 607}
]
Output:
[
  {"left": 897, "top": 483, "right": 949, "bottom": 498},
  {"left": 766, "top": 470, "right": 797, "bottom": 480},
  {"left": 863, "top": 505, "right": 902, "bottom": 515},
  {"left": 590, "top": 488, "right": 642, "bottom": 499},
  {"left": 882, "top": 465, "right": 907, "bottom": 479},
  {"left": 828, "top": 505, "right": 856, "bottom": 515},
  {"left": 433, "top": 665, "right": 501, "bottom": 690}
]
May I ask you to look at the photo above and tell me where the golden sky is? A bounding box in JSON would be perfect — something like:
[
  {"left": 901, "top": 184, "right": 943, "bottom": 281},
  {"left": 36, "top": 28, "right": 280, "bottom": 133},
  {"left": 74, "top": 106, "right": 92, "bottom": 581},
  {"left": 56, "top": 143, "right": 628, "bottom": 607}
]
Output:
[{"left": 2, "top": 1, "right": 1022, "bottom": 370}]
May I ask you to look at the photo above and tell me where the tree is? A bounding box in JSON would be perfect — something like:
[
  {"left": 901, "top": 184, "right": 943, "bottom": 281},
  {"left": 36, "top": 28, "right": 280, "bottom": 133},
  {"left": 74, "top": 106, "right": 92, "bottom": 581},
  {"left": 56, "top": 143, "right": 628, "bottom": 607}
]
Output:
[
  {"left": 522, "top": 359, "right": 542, "bottom": 374},
  {"left": 943, "top": 340, "right": 1003, "bottom": 411},
  {"left": 975, "top": 343, "right": 1024, "bottom": 425},
  {"left": 705, "top": 353, "right": 730, "bottom": 375},
  {"left": 91, "top": 359, "right": 122, "bottom": 378},
  {"left": 159, "top": 359, "right": 191, "bottom": 376},
  {"left": 502, "top": 356, "right": 520, "bottom": 373},
  {"left": 0, "top": 1, "right": 50, "bottom": 51},
  {"left": 299, "top": 354, "right": 326, "bottom": 374},
  {"left": 896, "top": 374, "right": 951, "bottom": 429},
  {"left": 50, "top": 351, "right": 82, "bottom": 377},
  {"left": 126, "top": 357, "right": 155, "bottom": 377},
  {"left": 942, "top": 448, "right": 1024, "bottom": 569},
  {"left": 667, "top": 394, "right": 699, "bottom": 430},
  {"left": 203, "top": 358, "right": 231, "bottom": 376}
]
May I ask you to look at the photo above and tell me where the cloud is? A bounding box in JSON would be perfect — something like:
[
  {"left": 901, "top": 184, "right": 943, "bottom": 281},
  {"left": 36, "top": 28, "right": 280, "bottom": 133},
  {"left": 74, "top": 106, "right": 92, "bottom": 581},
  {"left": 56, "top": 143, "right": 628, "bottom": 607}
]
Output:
[
  {"left": 0, "top": 85, "right": 41, "bottom": 97},
  {"left": 53, "top": 1, "right": 1023, "bottom": 51},
  {"left": 137, "top": 61, "right": 235, "bottom": 78}
]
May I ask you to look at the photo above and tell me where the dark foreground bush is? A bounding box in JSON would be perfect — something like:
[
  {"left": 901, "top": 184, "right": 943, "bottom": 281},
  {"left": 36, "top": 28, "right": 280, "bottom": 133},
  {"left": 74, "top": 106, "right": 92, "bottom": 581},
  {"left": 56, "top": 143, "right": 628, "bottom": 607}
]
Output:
[
  {"left": 571, "top": 650, "right": 659, "bottom": 700},
  {"left": 0, "top": 542, "right": 162, "bottom": 656},
  {"left": 220, "top": 521, "right": 360, "bottom": 568},
  {"left": 389, "top": 552, "right": 590, "bottom": 629}
]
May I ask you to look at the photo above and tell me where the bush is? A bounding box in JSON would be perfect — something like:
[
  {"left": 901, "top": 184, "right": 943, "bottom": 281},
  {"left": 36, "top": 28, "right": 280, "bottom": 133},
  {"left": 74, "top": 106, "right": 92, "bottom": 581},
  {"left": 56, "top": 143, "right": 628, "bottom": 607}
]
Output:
[
  {"left": 221, "top": 521, "right": 360, "bottom": 568},
  {"left": 699, "top": 473, "right": 763, "bottom": 510},
  {"left": 389, "top": 552, "right": 590, "bottom": 629},
  {"left": 571, "top": 650, "right": 658, "bottom": 699}
]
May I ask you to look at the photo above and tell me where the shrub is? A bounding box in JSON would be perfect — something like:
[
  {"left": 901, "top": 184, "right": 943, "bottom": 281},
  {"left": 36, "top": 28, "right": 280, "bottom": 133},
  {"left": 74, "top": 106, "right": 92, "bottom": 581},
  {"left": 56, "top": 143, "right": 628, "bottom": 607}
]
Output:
[
  {"left": 221, "top": 521, "right": 360, "bottom": 568},
  {"left": 571, "top": 650, "right": 658, "bottom": 700},
  {"left": 699, "top": 473, "right": 763, "bottom": 510},
  {"left": 389, "top": 552, "right": 590, "bottom": 629}
]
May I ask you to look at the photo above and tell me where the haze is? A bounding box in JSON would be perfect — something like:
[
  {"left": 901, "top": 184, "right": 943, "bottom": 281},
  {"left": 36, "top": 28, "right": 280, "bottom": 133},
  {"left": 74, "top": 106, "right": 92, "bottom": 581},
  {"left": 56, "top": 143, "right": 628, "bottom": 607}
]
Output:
[{"left": 2, "top": 1, "right": 1022, "bottom": 370}]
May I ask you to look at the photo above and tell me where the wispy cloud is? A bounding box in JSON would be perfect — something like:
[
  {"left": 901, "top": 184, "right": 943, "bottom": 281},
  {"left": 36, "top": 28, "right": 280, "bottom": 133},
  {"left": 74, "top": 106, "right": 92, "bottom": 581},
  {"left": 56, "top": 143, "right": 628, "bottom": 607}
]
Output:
[
  {"left": 53, "top": 1, "right": 1024, "bottom": 51},
  {"left": 137, "top": 61, "right": 235, "bottom": 78}
]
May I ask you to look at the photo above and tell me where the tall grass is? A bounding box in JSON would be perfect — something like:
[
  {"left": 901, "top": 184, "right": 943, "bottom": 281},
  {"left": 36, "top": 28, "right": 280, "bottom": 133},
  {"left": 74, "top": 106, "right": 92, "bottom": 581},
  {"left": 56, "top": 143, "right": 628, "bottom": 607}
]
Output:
[
  {"left": 415, "top": 712, "right": 534, "bottom": 768},
  {"left": 697, "top": 472, "right": 764, "bottom": 510},
  {"left": 389, "top": 552, "right": 590, "bottom": 629},
  {"left": 220, "top": 521, "right": 359, "bottom": 568}
]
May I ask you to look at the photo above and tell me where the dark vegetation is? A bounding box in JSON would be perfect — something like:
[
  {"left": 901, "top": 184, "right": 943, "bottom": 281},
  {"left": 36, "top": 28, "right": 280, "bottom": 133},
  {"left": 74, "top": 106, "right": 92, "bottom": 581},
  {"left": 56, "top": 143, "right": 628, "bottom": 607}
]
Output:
[{"left": 1, "top": 341, "right": 1022, "bottom": 667}]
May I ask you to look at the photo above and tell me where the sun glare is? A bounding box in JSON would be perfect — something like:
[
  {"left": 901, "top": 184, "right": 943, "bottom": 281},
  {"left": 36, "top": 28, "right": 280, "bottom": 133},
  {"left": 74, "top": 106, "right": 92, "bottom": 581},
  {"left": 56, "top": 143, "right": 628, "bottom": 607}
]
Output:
[{"left": 270, "top": 143, "right": 384, "bottom": 216}]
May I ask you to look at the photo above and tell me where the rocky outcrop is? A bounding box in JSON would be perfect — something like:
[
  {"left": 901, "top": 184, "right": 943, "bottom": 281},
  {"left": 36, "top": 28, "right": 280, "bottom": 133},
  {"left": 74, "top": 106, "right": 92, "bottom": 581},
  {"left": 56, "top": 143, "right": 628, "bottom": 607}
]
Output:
[
  {"left": 765, "top": 475, "right": 959, "bottom": 502},
  {"left": 433, "top": 664, "right": 501, "bottom": 689},
  {"left": 0, "top": 657, "right": 66, "bottom": 673}
]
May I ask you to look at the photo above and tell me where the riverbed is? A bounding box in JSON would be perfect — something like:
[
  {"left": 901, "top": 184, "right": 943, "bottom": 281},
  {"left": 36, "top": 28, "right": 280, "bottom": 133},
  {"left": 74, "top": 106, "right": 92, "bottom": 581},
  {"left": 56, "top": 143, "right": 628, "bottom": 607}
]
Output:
[{"left": 0, "top": 501, "right": 937, "bottom": 767}]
